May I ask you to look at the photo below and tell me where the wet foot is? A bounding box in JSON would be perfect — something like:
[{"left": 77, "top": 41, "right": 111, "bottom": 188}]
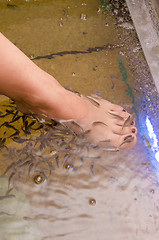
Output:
[
  {"left": 61, "top": 95, "right": 137, "bottom": 150},
  {"left": 15, "top": 73, "right": 137, "bottom": 150}
]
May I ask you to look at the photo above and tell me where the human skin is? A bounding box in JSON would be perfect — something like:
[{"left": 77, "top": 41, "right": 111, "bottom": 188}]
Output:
[
  {"left": 0, "top": 32, "right": 137, "bottom": 149},
  {"left": 0, "top": 33, "right": 87, "bottom": 120}
]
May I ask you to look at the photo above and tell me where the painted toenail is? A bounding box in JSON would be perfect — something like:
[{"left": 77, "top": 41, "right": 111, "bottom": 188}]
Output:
[
  {"left": 132, "top": 128, "right": 136, "bottom": 133},
  {"left": 124, "top": 135, "right": 132, "bottom": 141},
  {"left": 131, "top": 120, "right": 134, "bottom": 125},
  {"left": 122, "top": 109, "right": 126, "bottom": 112}
]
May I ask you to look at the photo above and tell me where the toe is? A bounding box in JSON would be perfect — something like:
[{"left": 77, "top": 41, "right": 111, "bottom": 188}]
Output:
[
  {"left": 112, "top": 125, "right": 137, "bottom": 135},
  {"left": 118, "top": 134, "right": 137, "bottom": 149}
]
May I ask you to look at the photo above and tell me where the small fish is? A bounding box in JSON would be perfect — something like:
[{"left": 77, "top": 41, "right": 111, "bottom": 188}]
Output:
[
  {"left": 71, "top": 121, "right": 84, "bottom": 132},
  {"left": 92, "top": 121, "right": 107, "bottom": 126},
  {"left": 28, "top": 163, "right": 34, "bottom": 176},
  {"left": 104, "top": 147, "right": 120, "bottom": 152},
  {"left": 6, "top": 109, "right": 14, "bottom": 115},
  {"left": 140, "top": 162, "right": 151, "bottom": 165},
  {"left": 23, "top": 216, "right": 34, "bottom": 221},
  {"left": 28, "top": 121, "right": 36, "bottom": 129},
  {"left": 47, "top": 160, "right": 55, "bottom": 175},
  {"left": 8, "top": 171, "right": 16, "bottom": 188},
  {"left": 12, "top": 137, "right": 29, "bottom": 143},
  {"left": 119, "top": 136, "right": 134, "bottom": 147},
  {"left": 0, "top": 138, "right": 6, "bottom": 148},
  {"left": 81, "top": 129, "right": 91, "bottom": 136},
  {"left": 10, "top": 115, "right": 22, "bottom": 123},
  {"left": 63, "top": 153, "right": 69, "bottom": 166},
  {"left": 110, "top": 75, "right": 120, "bottom": 89},
  {"left": 108, "top": 112, "right": 124, "bottom": 120},
  {"left": 19, "top": 160, "right": 32, "bottom": 168},
  {"left": 3, "top": 162, "right": 15, "bottom": 175},
  {"left": 110, "top": 75, "right": 121, "bottom": 81},
  {"left": 85, "top": 96, "right": 100, "bottom": 107},
  {"left": 4, "top": 122, "right": 19, "bottom": 132},
  {"left": 0, "top": 211, "right": 13, "bottom": 216},
  {"left": 0, "top": 113, "right": 10, "bottom": 118},
  {"left": 55, "top": 155, "right": 59, "bottom": 168},
  {"left": 142, "top": 135, "right": 151, "bottom": 149},
  {"left": 0, "top": 195, "right": 15, "bottom": 200},
  {"left": 122, "top": 113, "right": 135, "bottom": 129},
  {"left": 10, "top": 110, "right": 19, "bottom": 121},
  {"left": 100, "top": 139, "right": 111, "bottom": 143},
  {"left": 90, "top": 161, "right": 95, "bottom": 175},
  {"left": 9, "top": 130, "right": 20, "bottom": 138},
  {"left": 6, "top": 187, "right": 14, "bottom": 195}
]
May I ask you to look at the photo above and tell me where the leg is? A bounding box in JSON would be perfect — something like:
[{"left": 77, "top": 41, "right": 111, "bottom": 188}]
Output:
[{"left": 0, "top": 33, "right": 137, "bottom": 150}]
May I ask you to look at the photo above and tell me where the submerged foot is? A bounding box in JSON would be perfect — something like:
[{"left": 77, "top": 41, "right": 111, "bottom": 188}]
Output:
[
  {"left": 15, "top": 75, "right": 137, "bottom": 150},
  {"left": 61, "top": 95, "right": 137, "bottom": 150}
]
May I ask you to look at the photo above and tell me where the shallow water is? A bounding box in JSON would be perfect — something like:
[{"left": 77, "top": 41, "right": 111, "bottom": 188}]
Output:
[{"left": 0, "top": 0, "right": 159, "bottom": 239}]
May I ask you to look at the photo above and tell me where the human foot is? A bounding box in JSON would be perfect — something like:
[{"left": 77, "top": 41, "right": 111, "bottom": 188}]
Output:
[
  {"left": 17, "top": 85, "right": 137, "bottom": 150},
  {"left": 60, "top": 95, "right": 137, "bottom": 150}
]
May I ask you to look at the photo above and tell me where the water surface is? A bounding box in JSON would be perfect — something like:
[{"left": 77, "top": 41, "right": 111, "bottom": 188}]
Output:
[{"left": 0, "top": 0, "right": 159, "bottom": 239}]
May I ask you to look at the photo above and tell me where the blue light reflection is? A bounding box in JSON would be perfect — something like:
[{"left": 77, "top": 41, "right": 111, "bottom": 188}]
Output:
[{"left": 146, "top": 116, "right": 159, "bottom": 163}]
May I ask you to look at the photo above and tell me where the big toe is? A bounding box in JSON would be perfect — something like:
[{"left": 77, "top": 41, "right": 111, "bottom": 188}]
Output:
[{"left": 118, "top": 134, "right": 137, "bottom": 149}]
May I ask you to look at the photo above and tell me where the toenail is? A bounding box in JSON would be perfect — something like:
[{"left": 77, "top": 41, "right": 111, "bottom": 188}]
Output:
[
  {"left": 131, "top": 120, "right": 134, "bottom": 125},
  {"left": 132, "top": 128, "right": 136, "bottom": 133},
  {"left": 124, "top": 135, "right": 132, "bottom": 141},
  {"left": 122, "top": 109, "right": 126, "bottom": 112}
]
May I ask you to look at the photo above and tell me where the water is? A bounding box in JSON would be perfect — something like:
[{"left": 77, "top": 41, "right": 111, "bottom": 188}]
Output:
[{"left": 0, "top": 0, "right": 159, "bottom": 239}]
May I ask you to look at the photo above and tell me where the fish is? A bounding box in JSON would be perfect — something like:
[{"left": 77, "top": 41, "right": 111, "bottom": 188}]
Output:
[
  {"left": 142, "top": 135, "right": 151, "bottom": 149},
  {"left": 55, "top": 155, "right": 59, "bottom": 168},
  {"left": 90, "top": 161, "right": 95, "bottom": 175},
  {"left": 10, "top": 110, "right": 19, "bottom": 121},
  {"left": 0, "top": 212, "right": 13, "bottom": 216},
  {"left": 85, "top": 96, "right": 100, "bottom": 107},
  {"left": 5, "top": 109, "right": 15, "bottom": 115},
  {"left": 110, "top": 75, "right": 121, "bottom": 89},
  {"left": 8, "top": 171, "right": 16, "bottom": 188},
  {"left": 19, "top": 160, "right": 33, "bottom": 168},
  {"left": 122, "top": 113, "right": 135, "bottom": 129},
  {"left": 103, "top": 147, "right": 120, "bottom": 152},
  {"left": 28, "top": 163, "right": 34, "bottom": 176},
  {"left": 119, "top": 136, "right": 134, "bottom": 147},
  {"left": 47, "top": 160, "right": 55, "bottom": 175},
  {"left": 100, "top": 139, "right": 111, "bottom": 143},
  {"left": 0, "top": 195, "right": 15, "bottom": 200},
  {"left": 12, "top": 137, "right": 29, "bottom": 143},
  {"left": 92, "top": 121, "right": 107, "bottom": 126},
  {"left": 71, "top": 121, "right": 84, "bottom": 132},
  {"left": 10, "top": 115, "right": 22, "bottom": 123},
  {"left": 140, "top": 162, "right": 151, "bottom": 165},
  {"left": 0, "top": 138, "right": 6, "bottom": 148},
  {"left": 9, "top": 130, "right": 20, "bottom": 138},
  {"left": 3, "top": 162, "right": 15, "bottom": 175},
  {"left": 3, "top": 122, "right": 19, "bottom": 132},
  {"left": 110, "top": 75, "right": 121, "bottom": 81},
  {"left": 108, "top": 111, "right": 124, "bottom": 120},
  {"left": 80, "top": 129, "right": 91, "bottom": 136},
  {"left": 63, "top": 153, "right": 71, "bottom": 166},
  {"left": 6, "top": 187, "right": 14, "bottom": 195}
]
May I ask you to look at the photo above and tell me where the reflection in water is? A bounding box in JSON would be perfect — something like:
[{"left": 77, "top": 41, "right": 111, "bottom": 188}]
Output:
[
  {"left": 145, "top": 116, "right": 159, "bottom": 182},
  {"left": 146, "top": 116, "right": 159, "bottom": 158}
]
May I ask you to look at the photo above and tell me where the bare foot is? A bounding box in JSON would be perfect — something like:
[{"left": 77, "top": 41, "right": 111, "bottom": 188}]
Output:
[
  {"left": 0, "top": 33, "right": 137, "bottom": 150},
  {"left": 60, "top": 95, "right": 137, "bottom": 150},
  {"left": 16, "top": 76, "right": 137, "bottom": 150},
  {"left": 15, "top": 76, "right": 137, "bottom": 150}
]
